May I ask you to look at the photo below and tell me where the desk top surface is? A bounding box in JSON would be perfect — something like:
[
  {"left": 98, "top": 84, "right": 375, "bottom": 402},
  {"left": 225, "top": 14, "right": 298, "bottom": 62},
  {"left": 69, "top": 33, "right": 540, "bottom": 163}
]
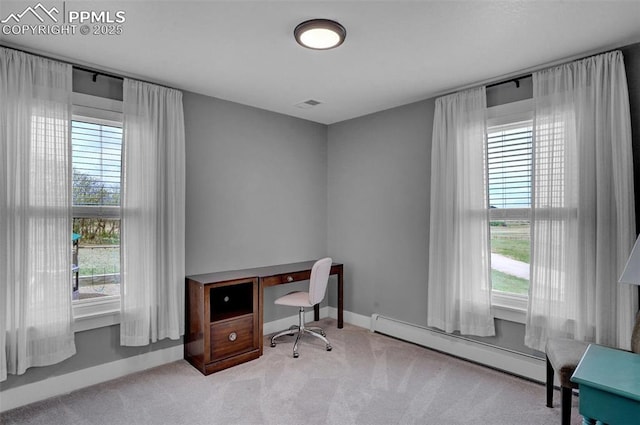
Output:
[
  {"left": 187, "top": 260, "right": 343, "bottom": 284},
  {"left": 571, "top": 344, "right": 640, "bottom": 401}
]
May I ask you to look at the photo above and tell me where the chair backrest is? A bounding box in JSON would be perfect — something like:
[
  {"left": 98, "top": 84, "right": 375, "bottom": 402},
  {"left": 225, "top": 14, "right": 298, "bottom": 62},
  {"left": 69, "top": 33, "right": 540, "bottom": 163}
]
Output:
[{"left": 308, "top": 257, "right": 333, "bottom": 305}]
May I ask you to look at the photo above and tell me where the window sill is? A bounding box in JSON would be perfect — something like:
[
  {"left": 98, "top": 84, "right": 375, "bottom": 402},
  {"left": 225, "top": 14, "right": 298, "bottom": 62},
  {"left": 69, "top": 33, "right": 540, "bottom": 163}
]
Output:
[
  {"left": 492, "top": 291, "right": 527, "bottom": 324},
  {"left": 73, "top": 296, "right": 120, "bottom": 332}
]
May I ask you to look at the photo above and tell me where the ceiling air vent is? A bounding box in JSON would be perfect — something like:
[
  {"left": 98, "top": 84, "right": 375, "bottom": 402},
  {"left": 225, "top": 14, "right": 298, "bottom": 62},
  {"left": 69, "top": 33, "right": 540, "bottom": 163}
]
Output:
[{"left": 295, "top": 99, "right": 322, "bottom": 109}]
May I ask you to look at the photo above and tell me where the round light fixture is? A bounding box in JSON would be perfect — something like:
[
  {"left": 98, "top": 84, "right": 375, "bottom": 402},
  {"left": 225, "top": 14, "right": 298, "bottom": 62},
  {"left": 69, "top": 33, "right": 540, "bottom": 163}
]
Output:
[{"left": 294, "top": 19, "right": 346, "bottom": 50}]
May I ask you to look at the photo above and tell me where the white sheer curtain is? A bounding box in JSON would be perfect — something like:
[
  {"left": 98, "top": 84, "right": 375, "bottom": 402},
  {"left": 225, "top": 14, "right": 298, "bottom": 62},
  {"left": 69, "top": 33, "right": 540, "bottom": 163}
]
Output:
[
  {"left": 428, "top": 87, "right": 495, "bottom": 336},
  {"left": 0, "top": 48, "right": 76, "bottom": 381},
  {"left": 525, "top": 51, "right": 637, "bottom": 352},
  {"left": 120, "top": 79, "right": 185, "bottom": 346}
]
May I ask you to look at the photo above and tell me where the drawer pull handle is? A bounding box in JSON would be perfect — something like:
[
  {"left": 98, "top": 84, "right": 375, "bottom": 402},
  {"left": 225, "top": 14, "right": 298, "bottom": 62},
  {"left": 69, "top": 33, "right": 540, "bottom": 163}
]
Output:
[
  {"left": 228, "top": 332, "right": 237, "bottom": 342},
  {"left": 286, "top": 275, "right": 294, "bottom": 282},
  {"left": 223, "top": 296, "right": 230, "bottom": 303}
]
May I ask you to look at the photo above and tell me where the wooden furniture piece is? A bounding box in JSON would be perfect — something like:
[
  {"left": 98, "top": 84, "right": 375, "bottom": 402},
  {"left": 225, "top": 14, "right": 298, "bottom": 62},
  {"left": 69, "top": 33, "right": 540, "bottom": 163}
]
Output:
[
  {"left": 185, "top": 260, "right": 344, "bottom": 374},
  {"left": 571, "top": 344, "right": 640, "bottom": 425},
  {"left": 545, "top": 337, "right": 590, "bottom": 425},
  {"left": 185, "top": 276, "right": 260, "bottom": 375}
]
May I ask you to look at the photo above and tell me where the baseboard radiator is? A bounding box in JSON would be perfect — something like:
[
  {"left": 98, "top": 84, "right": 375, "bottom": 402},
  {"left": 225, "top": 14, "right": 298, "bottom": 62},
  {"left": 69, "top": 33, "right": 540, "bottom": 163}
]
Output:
[{"left": 370, "top": 313, "right": 546, "bottom": 383}]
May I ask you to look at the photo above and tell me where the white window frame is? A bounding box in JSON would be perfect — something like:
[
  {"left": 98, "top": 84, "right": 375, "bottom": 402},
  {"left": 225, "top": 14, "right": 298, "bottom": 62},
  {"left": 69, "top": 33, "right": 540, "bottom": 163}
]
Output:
[
  {"left": 71, "top": 93, "right": 124, "bottom": 332},
  {"left": 486, "top": 99, "right": 533, "bottom": 323}
]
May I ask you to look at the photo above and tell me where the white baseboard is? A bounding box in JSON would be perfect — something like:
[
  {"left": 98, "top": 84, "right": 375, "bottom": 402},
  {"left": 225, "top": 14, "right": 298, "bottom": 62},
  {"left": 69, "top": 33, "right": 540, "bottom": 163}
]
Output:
[
  {"left": 0, "top": 344, "right": 184, "bottom": 413},
  {"left": 370, "top": 313, "right": 546, "bottom": 383},
  {"left": 326, "top": 306, "right": 371, "bottom": 329}
]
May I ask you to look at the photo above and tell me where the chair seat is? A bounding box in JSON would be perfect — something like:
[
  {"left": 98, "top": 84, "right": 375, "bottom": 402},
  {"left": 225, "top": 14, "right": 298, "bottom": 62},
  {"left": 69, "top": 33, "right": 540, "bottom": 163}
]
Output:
[
  {"left": 274, "top": 291, "right": 313, "bottom": 307},
  {"left": 546, "top": 337, "right": 590, "bottom": 388}
]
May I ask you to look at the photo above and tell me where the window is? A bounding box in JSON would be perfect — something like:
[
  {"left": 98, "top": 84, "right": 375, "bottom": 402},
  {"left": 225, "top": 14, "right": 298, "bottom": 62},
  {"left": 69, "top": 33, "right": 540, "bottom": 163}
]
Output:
[
  {"left": 72, "top": 120, "right": 122, "bottom": 300},
  {"left": 486, "top": 100, "right": 533, "bottom": 318},
  {"left": 71, "top": 93, "right": 123, "bottom": 329}
]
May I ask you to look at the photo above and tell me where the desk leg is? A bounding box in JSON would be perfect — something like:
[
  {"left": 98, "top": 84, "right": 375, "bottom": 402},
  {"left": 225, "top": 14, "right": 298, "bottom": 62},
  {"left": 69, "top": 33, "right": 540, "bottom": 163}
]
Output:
[
  {"left": 259, "top": 282, "right": 264, "bottom": 355},
  {"left": 316, "top": 267, "right": 344, "bottom": 328},
  {"left": 337, "top": 265, "right": 343, "bottom": 328}
]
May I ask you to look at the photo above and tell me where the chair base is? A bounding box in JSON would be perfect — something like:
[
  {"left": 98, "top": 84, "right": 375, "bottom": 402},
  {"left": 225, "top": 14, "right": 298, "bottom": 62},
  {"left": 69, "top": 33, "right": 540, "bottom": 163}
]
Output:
[{"left": 270, "top": 307, "right": 332, "bottom": 358}]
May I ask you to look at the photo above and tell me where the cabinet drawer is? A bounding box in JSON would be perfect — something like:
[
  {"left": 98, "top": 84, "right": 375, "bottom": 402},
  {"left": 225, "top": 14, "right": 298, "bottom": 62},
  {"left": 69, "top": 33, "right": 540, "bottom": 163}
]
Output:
[
  {"left": 210, "top": 315, "right": 254, "bottom": 360},
  {"left": 262, "top": 270, "right": 312, "bottom": 287}
]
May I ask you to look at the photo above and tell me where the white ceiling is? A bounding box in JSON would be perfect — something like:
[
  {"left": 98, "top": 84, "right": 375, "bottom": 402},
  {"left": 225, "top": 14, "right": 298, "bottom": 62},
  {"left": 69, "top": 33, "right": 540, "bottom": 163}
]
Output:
[{"left": 2, "top": 1, "right": 640, "bottom": 124}]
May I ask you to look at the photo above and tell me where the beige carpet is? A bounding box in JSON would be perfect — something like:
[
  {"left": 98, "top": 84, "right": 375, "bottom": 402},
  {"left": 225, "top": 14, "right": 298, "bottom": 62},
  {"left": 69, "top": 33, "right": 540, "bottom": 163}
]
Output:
[{"left": 1, "top": 319, "right": 582, "bottom": 424}]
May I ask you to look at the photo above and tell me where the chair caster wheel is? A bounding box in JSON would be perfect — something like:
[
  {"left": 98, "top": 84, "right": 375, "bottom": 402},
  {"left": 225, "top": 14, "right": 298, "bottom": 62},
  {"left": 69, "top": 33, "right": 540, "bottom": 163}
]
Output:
[
  {"left": 320, "top": 331, "right": 326, "bottom": 337},
  {"left": 326, "top": 345, "right": 332, "bottom": 351},
  {"left": 293, "top": 352, "right": 299, "bottom": 358},
  {"left": 270, "top": 342, "right": 276, "bottom": 347}
]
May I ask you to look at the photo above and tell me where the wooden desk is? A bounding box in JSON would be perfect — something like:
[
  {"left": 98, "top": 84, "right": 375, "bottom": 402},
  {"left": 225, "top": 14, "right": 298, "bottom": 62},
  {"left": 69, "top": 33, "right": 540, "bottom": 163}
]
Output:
[
  {"left": 571, "top": 344, "right": 640, "bottom": 425},
  {"left": 189, "top": 260, "right": 344, "bottom": 325},
  {"left": 185, "top": 260, "right": 344, "bottom": 374}
]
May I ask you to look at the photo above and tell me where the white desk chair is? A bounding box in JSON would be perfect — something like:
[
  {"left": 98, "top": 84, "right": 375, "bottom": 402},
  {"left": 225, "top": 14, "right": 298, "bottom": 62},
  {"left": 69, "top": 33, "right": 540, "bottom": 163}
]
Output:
[{"left": 270, "top": 257, "right": 333, "bottom": 358}]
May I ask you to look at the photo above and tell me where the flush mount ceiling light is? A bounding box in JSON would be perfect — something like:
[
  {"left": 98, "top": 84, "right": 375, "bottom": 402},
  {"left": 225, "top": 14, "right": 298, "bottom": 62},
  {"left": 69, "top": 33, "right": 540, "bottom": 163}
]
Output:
[{"left": 294, "top": 19, "right": 346, "bottom": 50}]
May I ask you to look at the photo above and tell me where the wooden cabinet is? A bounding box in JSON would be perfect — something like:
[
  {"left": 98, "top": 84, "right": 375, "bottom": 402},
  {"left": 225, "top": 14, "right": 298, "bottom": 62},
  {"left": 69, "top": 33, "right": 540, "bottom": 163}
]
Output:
[{"left": 185, "top": 276, "right": 260, "bottom": 375}]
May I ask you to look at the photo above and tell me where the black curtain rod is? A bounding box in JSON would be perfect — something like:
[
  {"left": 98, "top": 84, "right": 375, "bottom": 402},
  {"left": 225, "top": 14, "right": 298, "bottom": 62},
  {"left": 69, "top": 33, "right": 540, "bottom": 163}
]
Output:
[
  {"left": 486, "top": 75, "right": 531, "bottom": 89},
  {"left": 74, "top": 66, "right": 123, "bottom": 82},
  {"left": 1, "top": 44, "right": 175, "bottom": 90}
]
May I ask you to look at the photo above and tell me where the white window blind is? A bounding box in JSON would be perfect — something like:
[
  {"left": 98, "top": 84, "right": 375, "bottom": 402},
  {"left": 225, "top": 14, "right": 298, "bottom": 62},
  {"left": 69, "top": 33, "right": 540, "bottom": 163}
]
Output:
[
  {"left": 71, "top": 121, "right": 122, "bottom": 207},
  {"left": 487, "top": 120, "right": 533, "bottom": 219},
  {"left": 71, "top": 119, "right": 122, "bottom": 303}
]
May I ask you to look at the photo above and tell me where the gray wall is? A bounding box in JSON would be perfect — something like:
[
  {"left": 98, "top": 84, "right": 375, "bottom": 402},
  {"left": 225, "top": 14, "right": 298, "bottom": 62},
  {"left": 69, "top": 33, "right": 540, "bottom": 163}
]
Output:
[
  {"left": 621, "top": 43, "right": 640, "bottom": 230},
  {"left": 0, "top": 326, "right": 180, "bottom": 391},
  {"left": 2, "top": 90, "right": 328, "bottom": 391},
  {"left": 326, "top": 42, "right": 640, "bottom": 356},
  {"left": 327, "top": 101, "right": 432, "bottom": 326},
  {"left": 183, "top": 91, "right": 329, "bottom": 322},
  {"left": 622, "top": 43, "right": 640, "bottom": 305}
]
